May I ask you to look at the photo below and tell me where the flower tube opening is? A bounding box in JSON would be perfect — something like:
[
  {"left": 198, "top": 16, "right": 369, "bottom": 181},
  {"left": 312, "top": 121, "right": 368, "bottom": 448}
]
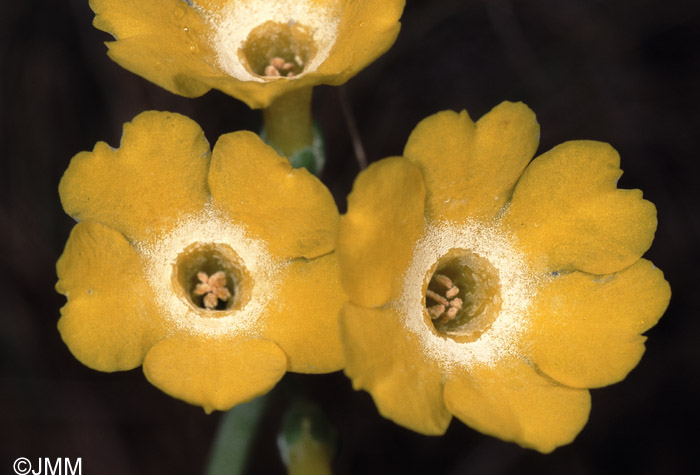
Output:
[
  {"left": 173, "top": 242, "right": 253, "bottom": 313},
  {"left": 426, "top": 249, "right": 501, "bottom": 340},
  {"left": 241, "top": 21, "right": 317, "bottom": 78},
  {"left": 203, "top": 0, "right": 341, "bottom": 83}
]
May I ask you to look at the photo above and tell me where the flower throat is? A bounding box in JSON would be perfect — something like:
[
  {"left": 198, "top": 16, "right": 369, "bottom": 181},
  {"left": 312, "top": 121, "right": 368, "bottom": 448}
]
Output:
[
  {"left": 173, "top": 243, "right": 253, "bottom": 313},
  {"left": 240, "top": 21, "right": 317, "bottom": 78},
  {"left": 426, "top": 249, "right": 502, "bottom": 340}
]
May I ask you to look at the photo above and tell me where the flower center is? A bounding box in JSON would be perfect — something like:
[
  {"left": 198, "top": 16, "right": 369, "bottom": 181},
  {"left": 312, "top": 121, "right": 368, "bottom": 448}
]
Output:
[
  {"left": 425, "top": 249, "right": 502, "bottom": 340},
  {"left": 240, "top": 21, "right": 317, "bottom": 78},
  {"left": 173, "top": 242, "right": 253, "bottom": 314}
]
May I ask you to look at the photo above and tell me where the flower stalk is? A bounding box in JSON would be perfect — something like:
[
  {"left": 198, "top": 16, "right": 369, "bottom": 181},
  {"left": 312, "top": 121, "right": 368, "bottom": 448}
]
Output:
[{"left": 262, "top": 87, "right": 325, "bottom": 173}]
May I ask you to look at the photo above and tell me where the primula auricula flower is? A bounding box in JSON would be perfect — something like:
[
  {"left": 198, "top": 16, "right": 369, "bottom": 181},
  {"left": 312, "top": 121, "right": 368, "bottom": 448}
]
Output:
[
  {"left": 337, "top": 102, "right": 670, "bottom": 453},
  {"left": 57, "top": 111, "right": 344, "bottom": 412},
  {"left": 88, "top": 0, "right": 405, "bottom": 108}
]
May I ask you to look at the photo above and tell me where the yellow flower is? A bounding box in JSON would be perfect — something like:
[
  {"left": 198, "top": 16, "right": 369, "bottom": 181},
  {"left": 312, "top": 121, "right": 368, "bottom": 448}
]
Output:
[
  {"left": 337, "top": 102, "right": 670, "bottom": 453},
  {"left": 57, "top": 111, "right": 345, "bottom": 412},
  {"left": 88, "top": 0, "right": 405, "bottom": 108}
]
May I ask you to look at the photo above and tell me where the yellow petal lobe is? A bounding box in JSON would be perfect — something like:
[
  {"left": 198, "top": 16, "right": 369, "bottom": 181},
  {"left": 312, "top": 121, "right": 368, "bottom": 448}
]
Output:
[
  {"left": 209, "top": 131, "right": 339, "bottom": 260},
  {"left": 341, "top": 303, "right": 451, "bottom": 435},
  {"left": 56, "top": 222, "right": 165, "bottom": 372},
  {"left": 59, "top": 111, "right": 211, "bottom": 244},
  {"left": 525, "top": 259, "right": 670, "bottom": 389},
  {"left": 143, "top": 336, "right": 287, "bottom": 413},
  {"left": 263, "top": 253, "right": 346, "bottom": 374},
  {"left": 318, "top": 0, "right": 405, "bottom": 84},
  {"left": 443, "top": 357, "right": 591, "bottom": 453},
  {"left": 338, "top": 157, "right": 425, "bottom": 307},
  {"left": 404, "top": 102, "right": 539, "bottom": 222},
  {"left": 91, "top": 0, "right": 217, "bottom": 98},
  {"left": 502, "top": 141, "right": 657, "bottom": 274}
]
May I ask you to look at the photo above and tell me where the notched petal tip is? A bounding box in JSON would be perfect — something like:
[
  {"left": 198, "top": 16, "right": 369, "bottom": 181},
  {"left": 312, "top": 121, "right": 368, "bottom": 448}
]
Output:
[
  {"left": 143, "top": 336, "right": 288, "bottom": 412},
  {"left": 525, "top": 258, "right": 671, "bottom": 389},
  {"left": 56, "top": 221, "right": 164, "bottom": 372},
  {"left": 504, "top": 140, "right": 658, "bottom": 275},
  {"left": 209, "top": 130, "right": 339, "bottom": 260},
  {"left": 444, "top": 358, "right": 591, "bottom": 453},
  {"left": 59, "top": 110, "right": 211, "bottom": 244},
  {"left": 340, "top": 304, "right": 451, "bottom": 435}
]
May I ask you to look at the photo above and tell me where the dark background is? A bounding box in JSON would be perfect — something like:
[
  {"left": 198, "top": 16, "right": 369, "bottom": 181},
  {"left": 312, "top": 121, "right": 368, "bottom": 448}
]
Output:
[{"left": 2, "top": 0, "right": 699, "bottom": 473}]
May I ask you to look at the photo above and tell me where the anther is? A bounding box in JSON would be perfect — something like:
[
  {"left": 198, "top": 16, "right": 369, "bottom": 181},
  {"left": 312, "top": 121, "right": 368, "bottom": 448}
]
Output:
[
  {"left": 194, "top": 271, "right": 231, "bottom": 310},
  {"left": 426, "top": 273, "right": 464, "bottom": 322},
  {"left": 264, "top": 65, "right": 280, "bottom": 77},
  {"left": 443, "top": 306, "right": 458, "bottom": 321},
  {"left": 428, "top": 304, "right": 446, "bottom": 319},
  {"left": 264, "top": 57, "right": 300, "bottom": 78},
  {"left": 426, "top": 289, "right": 449, "bottom": 307},
  {"left": 270, "top": 57, "right": 286, "bottom": 70},
  {"left": 434, "top": 274, "right": 453, "bottom": 289}
]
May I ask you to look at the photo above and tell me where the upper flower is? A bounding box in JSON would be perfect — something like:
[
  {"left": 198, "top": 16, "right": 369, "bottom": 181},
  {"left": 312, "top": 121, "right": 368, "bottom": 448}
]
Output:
[
  {"left": 337, "top": 102, "right": 670, "bottom": 452},
  {"left": 89, "top": 0, "right": 405, "bottom": 108},
  {"left": 57, "top": 111, "right": 345, "bottom": 412}
]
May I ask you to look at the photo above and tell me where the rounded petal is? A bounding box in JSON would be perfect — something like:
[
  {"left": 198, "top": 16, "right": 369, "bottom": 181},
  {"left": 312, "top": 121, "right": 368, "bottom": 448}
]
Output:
[
  {"left": 143, "top": 336, "right": 287, "bottom": 413},
  {"left": 91, "top": 0, "right": 220, "bottom": 98},
  {"left": 338, "top": 157, "right": 425, "bottom": 307},
  {"left": 340, "top": 303, "right": 451, "bottom": 435},
  {"left": 208, "top": 131, "right": 339, "bottom": 260},
  {"left": 502, "top": 141, "right": 657, "bottom": 274},
  {"left": 59, "top": 111, "right": 211, "bottom": 244},
  {"left": 444, "top": 356, "right": 591, "bottom": 453},
  {"left": 263, "top": 253, "right": 346, "bottom": 374},
  {"left": 56, "top": 222, "right": 166, "bottom": 372},
  {"left": 317, "top": 0, "right": 405, "bottom": 84},
  {"left": 404, "top": 102, "right": 539, "bottom": 222},
  {"left": 524, "top": 259, "right": 670, "bottom": 389}
]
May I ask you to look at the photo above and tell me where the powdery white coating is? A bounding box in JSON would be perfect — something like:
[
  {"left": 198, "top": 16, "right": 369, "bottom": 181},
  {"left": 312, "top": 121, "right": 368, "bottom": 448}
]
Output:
[
  {"left": 137, "top": 203, "right": 282, "bottom": 337},
  {"left": 395, "top": 219, "right": 542, "bottom": 372},
  {"left": 197, "top": 0, "right": 342, "bottom": 82}
]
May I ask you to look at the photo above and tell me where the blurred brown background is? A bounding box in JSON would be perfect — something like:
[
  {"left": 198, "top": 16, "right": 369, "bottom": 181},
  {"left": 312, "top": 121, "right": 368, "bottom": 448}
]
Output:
[{"left": 2, "top": 0, "right": 699, "bottom": 473}]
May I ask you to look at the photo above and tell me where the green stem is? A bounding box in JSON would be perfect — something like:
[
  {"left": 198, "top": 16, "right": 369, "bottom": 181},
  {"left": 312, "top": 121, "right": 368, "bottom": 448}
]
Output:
[
  {"left": 205, "top": 395, "right": 268, "bottom": 475},
  {"left": 263, "top": 87, "right": 314, "bottom": 157}
]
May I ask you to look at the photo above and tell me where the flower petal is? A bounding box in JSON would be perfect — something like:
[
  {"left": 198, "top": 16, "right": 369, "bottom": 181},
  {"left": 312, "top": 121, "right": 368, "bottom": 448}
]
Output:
[
  {"left": 91, "top": 0, "right": 219, "bottom": 98},
  {"left": 263, "top": 253, "right": 345, "bottom": 374},
  {"left": 404, "top": 102, "right": 539, "bottom": 222},
  {"left": 318, "top": 0, "right": 405, "bottom": 84},
  {"left": 338, "top": 157, "right": 425, "bottom": 307},
  {"left": 56, "top": 222, "right": 165, "bottom": 372},
  {"left": 502, "top": 141, "right": 657, "bottom": 274},
  {"left": 209, "top": 131, "right": 339, "bottom": 260},
  {"left": 59, "top": 111, "right": 211, "bottom": 244},
  {"left": 340, "top": 303, "right": 451, "bottom": 435},
  {"left": 524, "top": 259, "right": 670, "bottom": 389},
  {"left": 143, "top": 335, "right": 287, "bottom": 413},
  {"left": 444, "top": 356, "right": 591, "bottom": 453}
]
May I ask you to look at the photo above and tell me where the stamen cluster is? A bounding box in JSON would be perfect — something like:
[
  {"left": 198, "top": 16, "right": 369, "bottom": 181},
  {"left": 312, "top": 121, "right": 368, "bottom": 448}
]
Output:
[
  {"left": 264, "top": 56, "right": 303, "bottom": 78},
  {"left": 194, "top": 271, "right": 231, "bottom": 309},
  {"left": 426, "top": 273, "right": 463, "bottom": 322}
]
